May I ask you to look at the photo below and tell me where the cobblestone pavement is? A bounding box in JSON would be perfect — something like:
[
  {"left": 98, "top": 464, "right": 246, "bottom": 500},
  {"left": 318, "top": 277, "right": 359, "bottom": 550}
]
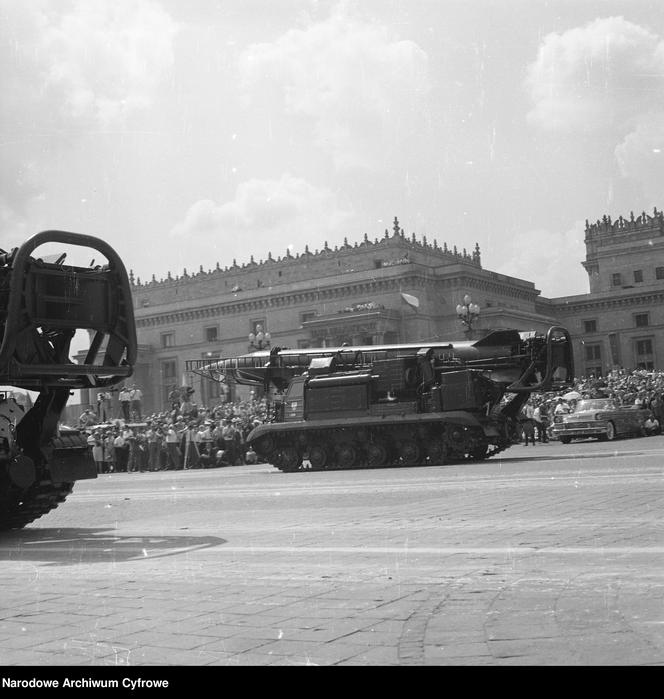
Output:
[{"left": 0, "top": 437, "right": 663, "bottom": 666}]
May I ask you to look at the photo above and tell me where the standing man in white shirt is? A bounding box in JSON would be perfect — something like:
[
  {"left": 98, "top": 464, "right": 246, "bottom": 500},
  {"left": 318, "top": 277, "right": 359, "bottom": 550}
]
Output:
[
  {"left": 119, "top": 385, "right": 131, "bottom": 421},
  {"left": 129, "top": 384, "right": 143, "bottom": 421},
  {"left": 165, "top": 423, "right": 182, "bottom": 470}
]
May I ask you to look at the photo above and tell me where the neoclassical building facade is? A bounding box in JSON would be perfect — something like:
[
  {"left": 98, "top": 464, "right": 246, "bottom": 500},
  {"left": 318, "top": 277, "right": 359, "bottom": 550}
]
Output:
[
  {"left": 540, "top": 207, "right": 663, "bottom": 379},
  {"left": 81, "top": 209, "right": 663, "bottom": 415}
]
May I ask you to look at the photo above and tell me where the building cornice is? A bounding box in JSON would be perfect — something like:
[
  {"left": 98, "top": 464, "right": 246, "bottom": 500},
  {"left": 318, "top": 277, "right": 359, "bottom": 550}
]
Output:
[
  {"left": 135, "top": 266, "right": 539, "bottom": 328},
  {"left": 547, "top": 289, "right": 664, "bottom": 315}
]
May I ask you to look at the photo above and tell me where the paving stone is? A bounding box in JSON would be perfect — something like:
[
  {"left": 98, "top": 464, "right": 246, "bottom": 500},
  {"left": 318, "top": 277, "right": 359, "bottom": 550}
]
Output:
[{"left": 1, "top": 450, "right": 662, "bottom": 666}]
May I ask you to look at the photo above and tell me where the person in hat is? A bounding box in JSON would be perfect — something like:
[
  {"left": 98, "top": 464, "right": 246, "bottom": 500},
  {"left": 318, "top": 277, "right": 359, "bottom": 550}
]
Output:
[
  {"left": 129, "top": 384, "right": 143, "bottom": 421},
  {"left": 554, "top": 397, "right": 569, "bottom": 415},
  {"left": 183, "top": 421, "right": 200, "bottom": 469},
  {"left": 644, "top": 414, "right": 660, "bottom": 436},
  {"left": 165, "top": 422, "right": 183, "bottom": 469},
  {"left": 103, "top": 431, "right": 115, "bottom": 473},
  {"left": 221, "top": 419, "right": 241, "bottom": 465},
  {"left": 520, "top": 400, "right": 536, "bottom": 446},
  {"left": 119, "top": 385, "right": 131, "bottom": 421},
  {"left": 113, "top": 428, "right": 128, "bottom": 472},
  {"left": 145, "top": 422, "right": 161, "bottom": 471},
  {"left": 92, "top": 432, "right": 105, "bottom": 474},
  {"left": 197, "top": 421, "right": 213, "bottom": 454},
  {"left": 533, "top": 400, "right": 549, "bottom": 443},
  {"left": 96, "top": 391, "right": 112, "bottom": 422}
]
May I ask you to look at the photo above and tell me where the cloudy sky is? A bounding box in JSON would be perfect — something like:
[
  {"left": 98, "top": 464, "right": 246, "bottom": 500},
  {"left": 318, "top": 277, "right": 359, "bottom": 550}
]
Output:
[{"left": 1, "top": 0, "right": 663, "bottom": 299}]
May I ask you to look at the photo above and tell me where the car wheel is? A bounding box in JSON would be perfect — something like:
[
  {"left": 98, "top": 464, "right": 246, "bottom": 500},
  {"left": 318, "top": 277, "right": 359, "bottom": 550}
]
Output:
[
  {"left": 606, "top": 421, "right": 616, "bottom": 441},
  {"left": 560, "top": 437, "right": 571, "bottom": 444}
]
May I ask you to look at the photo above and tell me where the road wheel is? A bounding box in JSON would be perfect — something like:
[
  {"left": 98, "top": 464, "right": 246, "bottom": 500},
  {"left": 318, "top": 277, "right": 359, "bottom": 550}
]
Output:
[
  {"left": 399, "top": 439, "right": 421, "bottom": 466},
  {"left": 606, "top": 421, "right": 616, "bottom": 441},
  {"left": 560, "top": 437, "right": 572, "bottom": 444},
  {"left": 367, "top": 442, "right": 389, "bottom": 468},
  {"left": 254, "top": 434, "right": 276, "bottom": 459},
  {"left": 278, "top": 446, "right": 302, "bottom": 472},
  {"left": 426, "top": 439, "right": 447, "bottom": 465},
  {"left": 336, "top": 442, "right": 358, "bottom": 469},
  {"left": 308, "top": 444, "right": 329, "bottom": 470}
]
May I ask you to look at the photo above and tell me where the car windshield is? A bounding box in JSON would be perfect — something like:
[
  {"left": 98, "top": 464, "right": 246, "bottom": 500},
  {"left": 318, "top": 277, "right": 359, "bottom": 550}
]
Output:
[{"left": 573, "top": 399, "right": 614, "bottom": 412}]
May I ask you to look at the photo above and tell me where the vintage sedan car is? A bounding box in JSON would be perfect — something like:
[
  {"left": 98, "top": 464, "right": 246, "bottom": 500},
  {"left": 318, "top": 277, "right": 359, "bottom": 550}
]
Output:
[{"left": 551, "top": 398, "right": 650, "bottom": 443}]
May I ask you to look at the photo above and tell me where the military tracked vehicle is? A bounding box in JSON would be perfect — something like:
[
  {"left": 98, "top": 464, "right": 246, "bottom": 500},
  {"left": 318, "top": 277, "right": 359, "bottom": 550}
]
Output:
[
  {"left": 0, "top": 231, "right": 136, "bottom": 529},
  {"left": 194, "top": 326, "right": 573, "bottom": 471}
]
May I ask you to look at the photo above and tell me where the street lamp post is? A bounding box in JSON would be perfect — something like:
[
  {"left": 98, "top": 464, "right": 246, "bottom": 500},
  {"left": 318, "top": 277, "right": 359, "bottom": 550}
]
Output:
[
  {"left": 456, "top": 294, "right": 481, "bottom": 338},
  {"left": 248, "top": 324, "right": 271, "bottom": 351}
]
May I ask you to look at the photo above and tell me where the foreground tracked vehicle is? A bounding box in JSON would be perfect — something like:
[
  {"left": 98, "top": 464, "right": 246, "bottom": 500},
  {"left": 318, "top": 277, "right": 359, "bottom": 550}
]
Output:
[
  {"left": 196, "top": 326, "right": 573, "bottom": 471},
  {"left": 0, "top": 231, "right": 136, "bottom": 529}
]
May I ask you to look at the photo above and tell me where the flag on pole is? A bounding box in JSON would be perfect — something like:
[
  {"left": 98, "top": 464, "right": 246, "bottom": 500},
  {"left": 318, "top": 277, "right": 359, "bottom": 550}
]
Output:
[{"left": 401, "top": 292, "right": 420, "bottom": 309}]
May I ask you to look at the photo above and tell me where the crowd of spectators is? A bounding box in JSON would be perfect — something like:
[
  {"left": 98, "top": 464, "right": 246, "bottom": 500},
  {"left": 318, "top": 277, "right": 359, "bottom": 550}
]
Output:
[
  {"left": 78, "top": 388, "right": 271, "bottom": 474},
  {"left": 74, "top": 367, "right": 664, "bottom": 473},
  {"left": 519, "top": 367, "right": 664, "bottom": 442}
]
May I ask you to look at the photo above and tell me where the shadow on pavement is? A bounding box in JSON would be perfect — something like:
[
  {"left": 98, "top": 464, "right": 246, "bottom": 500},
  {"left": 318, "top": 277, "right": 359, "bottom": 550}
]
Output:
[
  {"left": 0, "top": 527, "right": 226, "bottom": 566},
  {"left": 493, "top": 448, "right": 647, "bottom": 464}
]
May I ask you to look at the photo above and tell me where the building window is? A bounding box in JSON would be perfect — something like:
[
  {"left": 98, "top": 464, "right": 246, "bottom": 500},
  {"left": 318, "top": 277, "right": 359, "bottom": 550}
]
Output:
[
  {"left": 585, "top": 344, "right": 602, "bottom": 362},
  {"left": 634, "top": 338, "right": 654, "bottom": 370},
  {"left": 634, "top": 313, "right": 649, "bottom": 328},
  {"left": 300, "top": 311, "right": 316, "bottom": 324},
  {"left": 633, "top": 269, "right": 643, "bottom": 283},
  {"left": 586, "top": 366, "right": 602, "bottom": 378},
  {"left": 161, "top": 359, "right": 177, "bottom": 381},
  {"left": 656, "top": 266, "right": 664, "bottom": 280},
  {"left": 250, "top": 318, "right": 266, "bottom": 333},
  {"left": 205, "top": 326, "right": 218, "bottom": 343},
  {"left": 161, "top": 332, "right": 174, "bottom": 348},
  {"left": 374, "top": 259, "right": 383, "bottom": 269},
  {"left": 297, "top": 339, "right": 311, "bottom": 349},
  {"left": 583, "top": 319, "right": 597, "bottom": 334},
  {"left": 635, "top": 339, "right": 653, "bottom": 355},
  {"left": 611, "top": 273, "right": 622, "bottom": 286}
]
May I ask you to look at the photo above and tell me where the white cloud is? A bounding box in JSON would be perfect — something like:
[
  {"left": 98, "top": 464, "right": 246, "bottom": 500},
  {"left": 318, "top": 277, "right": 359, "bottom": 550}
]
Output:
[
  {"left": 492, "top": 221, "right": 589, "bottom": 298},
  {"left": 0, "top": 0, "right": 179, "bottom": 244},
  {"left": 526, "top": 16, "right": 664, "bottom": 207},
  {"left": 171, "top": 174, "right": 355, "bottom": 262},
  {"left": 615, "top": 113, "right": 664, "bottom": 205},
  {"left": 526, "top": 16, "right": 664, "bottom": 133},
  {"left": 1, "top": 0, "right": 178, "bottom": 127},
  {"left": 239, "top": 4, "right": 430, "bottom": 170},
  {"left": 0, "top": 197, "right": 31, "bottom": 248}
]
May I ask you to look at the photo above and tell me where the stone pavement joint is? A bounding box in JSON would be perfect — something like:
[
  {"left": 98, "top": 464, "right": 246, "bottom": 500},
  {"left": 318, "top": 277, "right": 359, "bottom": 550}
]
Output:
[{"left": 1, "top": 446, "right": 663, "bottom": 666}]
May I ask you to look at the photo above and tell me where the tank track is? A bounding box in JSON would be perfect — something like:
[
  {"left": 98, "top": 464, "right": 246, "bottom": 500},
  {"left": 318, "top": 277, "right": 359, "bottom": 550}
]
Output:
[
  {"left": 251, "top": 408, "right": 525, "bottom": 473},
  {"left": 265, "top": 429, "right": 514, "bottom": 473},
  {"left": 274, "top": 445, "right": 513, "bottom": 472},
  {"left": 0, "top": 479, "right": 73, "bottom": 531}
]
